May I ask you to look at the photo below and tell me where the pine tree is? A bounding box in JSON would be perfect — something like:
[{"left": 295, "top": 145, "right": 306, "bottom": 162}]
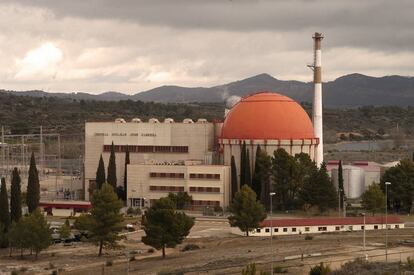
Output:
[
  {"left": 142, "top": 197, "right": 194, "bottom": 258},
  {"left": 9, "top": 209, "right": 52, "bottom": 259},
  {"left": 10, "top": 168, "right": 22, "bottom": 223},
  {"left": 27, "top": 152, "right": 40, "bottom": 213},
  {"left": 230, "top": 155, "right": 238, "bottom": 199},
  {"left": 228, "top": 185, "right": 267, "bottom": 236},
  {"left": 338, "top": 160, "right": 345, "bottom": 208},
  {"left": 95, "top": 155, "right": 106, "bottom": 189},
  {"left": 252, "top": 146, "right": 262, "bottom": 198},
  {"left": 361, "top": 183, "right": 385, "bottom": 216},
  {"left": 83, "top": 183, "right": 124, "bottom": 256},
  {"left": 246, "top": 149, "right": 252, "bottom": 187},
  {"left": 252, "top": 146, "right": 272, "bottom": 208},
  {"left": 107, "top": 142, "right": 117, "bottom": 189},
  {"left": 0, "top": 177, "right": 10, "bottom": 232},
  {"left": 272, "top": 148, "right": 296, "bottom": 210},
  {"left": 317, "top": 163, "right": 338, "bottom": 212},
  {"left": 300, "top": 162, "right": 338, "bottom": 212},
  {"left": 240, "top": 141, "right": 247, "bottom": 187},
  {"left": 123, "top": 146, "right": 130, "bottom": 201}
]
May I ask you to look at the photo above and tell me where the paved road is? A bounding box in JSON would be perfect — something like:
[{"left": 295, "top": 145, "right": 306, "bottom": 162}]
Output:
[{"left": 188, "top": 219, "right": 231, "bottom": 238}]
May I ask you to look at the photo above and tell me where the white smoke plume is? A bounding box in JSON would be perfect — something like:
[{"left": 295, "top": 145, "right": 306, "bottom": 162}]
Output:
[{"left": 225, "top": 95, "right": 241, "bottom": 109}]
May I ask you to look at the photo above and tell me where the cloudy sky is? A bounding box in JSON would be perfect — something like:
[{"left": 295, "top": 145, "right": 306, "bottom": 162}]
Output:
[{"left": 1, "top": 0, "right": 413, "bottom": 94}]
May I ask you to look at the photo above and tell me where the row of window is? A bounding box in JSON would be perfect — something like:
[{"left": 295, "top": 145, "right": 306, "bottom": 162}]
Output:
[
  {"left": 149, "top": 186, "right": 185, "bottom": 192},
  {"left": 189, "top": 187, "right": 220, "bottom": 193},
  {"left": 103, "top": 145, "right": 188, "bottom": 153},
  {"left": 148, "top": 199, "right": 220, "bottom": 207},
  {"left": 189, "top": 173, "right": 220, "bottom": 180},
  {"left": 150, "top": 172, "right": 185, "bottom": 179},
  {"left": 148, "top": 185, "right": 220, "bottom": 193},
  {"left": 257, "top": 224, "right": 400, "bottom": 233},
  {"left": 148, "top": 172, "right": 221, "bottom": 180}
]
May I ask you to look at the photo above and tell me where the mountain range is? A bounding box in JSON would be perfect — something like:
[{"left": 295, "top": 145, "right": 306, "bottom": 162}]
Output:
[{"left": 2, "top": 73, "right": 414, "bottom": 107}]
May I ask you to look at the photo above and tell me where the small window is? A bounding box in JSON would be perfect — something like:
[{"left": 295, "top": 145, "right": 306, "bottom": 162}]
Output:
[
  {"left": 274, "top": 228, "right": 278, "bottom": 232},
  {"left": 283, "top": 228, "right": 288, "bottom": 232},
  {"left": 361, "top": 226, "right": 365, "bottom": 230},
  {"left": 265, "top": 228, "right": 270, "bottom": 233},
  {"left": 395, "top": 225, "right": 399, "bottom": 229},
  {"left": 348, "top": 226, "right": 353, "bottom": 231},
  {"left": 257, "top": 228, "right": 261, "bottom": 233},
  {"left": 335, "top": 226, "right": 340, "bottom": 231},
  {"left": 374, "top": 225, "right": 378, "bottom": 230},
  {"left": 292, "top": 228, "right": 297, "bottom": 232},
  {"left": 305, "top": 227, "right": 310, "bottom": 232}
]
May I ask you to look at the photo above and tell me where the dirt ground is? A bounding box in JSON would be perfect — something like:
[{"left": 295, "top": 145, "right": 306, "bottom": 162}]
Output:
[{"left": 2, "top": 222, "right": 414, "bottom": 275}]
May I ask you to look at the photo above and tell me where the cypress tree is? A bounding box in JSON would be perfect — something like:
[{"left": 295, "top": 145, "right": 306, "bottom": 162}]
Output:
[
  {"left": 123, "top": 146, "right": 130, "bottom": 201},
  {"left": 27, "top": 152, "right": 40, "bottom": 213},
  {"left": 252, "top": 146, "right": 262, "bottom": 199},
  {"left": 240, "top": 141, "right": 247, "bottom": 186},
  {"left": 317, "top": 162, "right": 338, "bottom": 212},
  {"left": 338, "top": 160, "right": 345, "bottom": 208},
  {"left": 230, "top": 155, "right": 238, "bottom": 200},
  {"left": 0, "top": 177, "right": 10, "bottom": 231},
  {"left": 10, "top": 168, "right": 22, "bottom": 223},
  {"left": 96, "top": 155, "right": 106, "bottom": 189},
  {"left": 107, "top": 142, "right": 117, "bottom": 189},
  {"left": 246, "top": 149, "right": 251, "bottom": 187}
]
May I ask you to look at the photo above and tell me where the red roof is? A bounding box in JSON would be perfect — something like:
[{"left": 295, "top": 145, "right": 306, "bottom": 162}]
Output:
[
  {"left": 39, "top": 201, "right": 92, "bottom": 210},
  {"left": 261, "top": 216, "right": 402, "bottom": 227},
  {"left": 221, "top": 92, "right": 315, "bottom": 140}
]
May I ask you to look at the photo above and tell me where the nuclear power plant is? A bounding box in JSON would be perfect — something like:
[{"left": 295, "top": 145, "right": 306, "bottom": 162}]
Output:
[{"left": 83, "top": 32, "right": 327, "bottom": 207}]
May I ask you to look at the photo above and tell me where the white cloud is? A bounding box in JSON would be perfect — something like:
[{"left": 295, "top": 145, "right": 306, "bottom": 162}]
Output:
[
  {"left": 14, "top": 42, "right": 63, "bottom": 80},
  {"left": 0, "top": 1, "right": 413, "bottom": 94}
]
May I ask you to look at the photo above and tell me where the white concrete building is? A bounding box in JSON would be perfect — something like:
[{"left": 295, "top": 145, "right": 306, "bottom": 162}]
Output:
[
  {"left": 127, "top": 162, "right": 230, "bottom": 208},
  {"left": 84, "top": 118, "right": 227, "bottom": 206},
  {"left": 238, "top": 216, "right": 404, "bottom": 236}
]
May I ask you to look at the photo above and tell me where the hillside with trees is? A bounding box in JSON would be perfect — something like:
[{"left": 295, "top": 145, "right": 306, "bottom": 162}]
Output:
[{"left": 0, "top": 92, "right": 413, "bottom": 159}]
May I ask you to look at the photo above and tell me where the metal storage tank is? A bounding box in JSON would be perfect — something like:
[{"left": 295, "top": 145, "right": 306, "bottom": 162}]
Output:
[{"left": 331, "top": 165, "right": 365, "bottom": 199}]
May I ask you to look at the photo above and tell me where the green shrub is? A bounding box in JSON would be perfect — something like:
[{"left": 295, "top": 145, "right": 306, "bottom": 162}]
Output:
[
  {"left": 273, "top": 266, "right": 288, "bottom": 273},
  {"left": 305, "top": 235, "right": 314, "bottom": 240},
  {"left": 157, "top": 271, "right": 184, "bottom": 275},
  {"left": 127, "top": 207, "right": 142, "bottom": 216},
  {"left": 181, "top": 243, "right": 200, "bottom": 252},
  {"left": 105, "top": 260, "right": 113, "bottom": 266},
  {"left": 214, "top": 205, "right": 223, "bottom": 213},
  {"left": 148, "top": 248, "right": 155, "bottom": 253},
  {"left": 11, "top": 271, "right": 18, "bottom": 275},
  {"left": 407, "top": 257, "right": 414, "bottom": 271},
  {"left": 309, "top": 262, "right": 331, "bottom": 275},
  {"left": 51, "top": 270, "right": 58, "bottom": 275}
]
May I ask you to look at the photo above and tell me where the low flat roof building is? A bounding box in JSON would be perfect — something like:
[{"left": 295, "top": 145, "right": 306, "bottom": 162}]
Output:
[{"left": 232, "top": 216, "right": 404, "bottom": 236}]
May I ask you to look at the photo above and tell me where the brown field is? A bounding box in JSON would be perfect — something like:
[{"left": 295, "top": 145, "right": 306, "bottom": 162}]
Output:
[{"left": 2, "top": 217, "right": 414, "bottom": 275}]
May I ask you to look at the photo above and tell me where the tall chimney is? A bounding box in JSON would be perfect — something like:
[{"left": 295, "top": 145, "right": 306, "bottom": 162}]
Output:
[{"left": 312, "top": 32, "right": 324, "bottom": 166}]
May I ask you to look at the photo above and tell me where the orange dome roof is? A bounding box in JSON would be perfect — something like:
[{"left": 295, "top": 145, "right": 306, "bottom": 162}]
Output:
[{"left": 221, "top": 92, "right": 315, "bottom": 140}]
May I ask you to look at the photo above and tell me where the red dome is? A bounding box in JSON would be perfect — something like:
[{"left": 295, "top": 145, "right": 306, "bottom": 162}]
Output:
[{"left": 221, "top": 92, "right": 315, "bottom": 140}]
